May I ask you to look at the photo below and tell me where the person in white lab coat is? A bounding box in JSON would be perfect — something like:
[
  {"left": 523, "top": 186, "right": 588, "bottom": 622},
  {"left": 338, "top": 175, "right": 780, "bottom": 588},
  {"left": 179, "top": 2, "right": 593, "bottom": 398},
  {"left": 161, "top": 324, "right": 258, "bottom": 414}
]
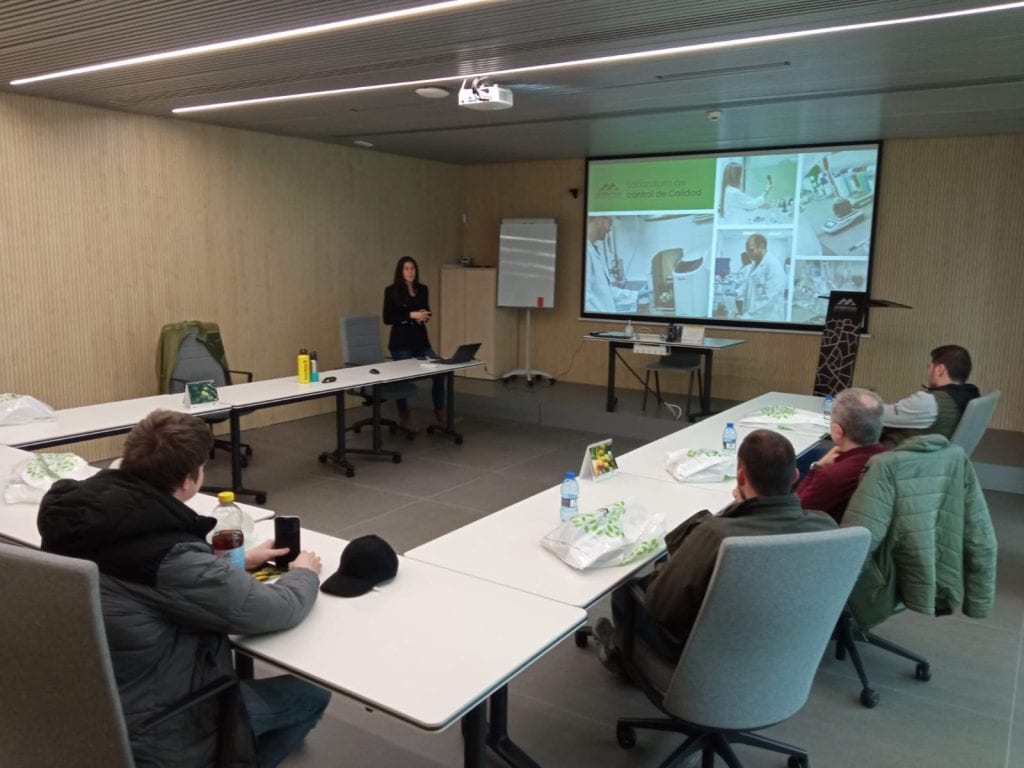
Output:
[
  {"left": 742, "top": 234, "right": 787, "bottom": 321},
  {"left": 585, "top": 216, "right": 638, "bottom": 313},
  {"left": 718, "top": 163, "right": 772, "bottom": 224}
]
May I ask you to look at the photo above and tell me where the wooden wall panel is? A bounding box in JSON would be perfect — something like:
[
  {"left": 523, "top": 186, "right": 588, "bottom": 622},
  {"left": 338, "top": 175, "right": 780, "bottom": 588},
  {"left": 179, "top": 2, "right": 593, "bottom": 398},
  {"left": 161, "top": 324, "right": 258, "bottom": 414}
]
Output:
[
  {"left": 461, "top": 136, "right": 1024, "bottom": 431},
  {"left": 0, "top": 92, "right": 462, "bottom": 460}
]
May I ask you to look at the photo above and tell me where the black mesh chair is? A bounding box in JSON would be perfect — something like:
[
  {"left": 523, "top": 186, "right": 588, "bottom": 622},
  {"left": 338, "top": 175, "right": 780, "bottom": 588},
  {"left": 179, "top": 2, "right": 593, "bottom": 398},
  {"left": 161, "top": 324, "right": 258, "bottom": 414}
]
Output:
[{"left": 340, "top": 315, "right": 416, "bottom": 441}]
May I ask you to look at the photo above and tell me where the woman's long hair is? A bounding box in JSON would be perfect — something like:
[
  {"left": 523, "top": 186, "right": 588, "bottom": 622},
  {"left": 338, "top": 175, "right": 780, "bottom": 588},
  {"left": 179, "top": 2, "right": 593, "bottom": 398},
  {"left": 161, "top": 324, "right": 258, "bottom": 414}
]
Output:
[
  {"left": 392, "top": 256, "right": 421, "bottom": 294},
  {"left": 718, "top": 162, "right": 743, "bottom": 217}
]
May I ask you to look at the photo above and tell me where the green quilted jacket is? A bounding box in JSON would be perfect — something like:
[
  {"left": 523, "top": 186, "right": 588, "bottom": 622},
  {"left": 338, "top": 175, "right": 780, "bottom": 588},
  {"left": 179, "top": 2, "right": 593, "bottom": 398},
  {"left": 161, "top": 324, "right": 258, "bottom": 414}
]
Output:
[{"left": 841, "top": 434, "right": 997, "bottom": 628}]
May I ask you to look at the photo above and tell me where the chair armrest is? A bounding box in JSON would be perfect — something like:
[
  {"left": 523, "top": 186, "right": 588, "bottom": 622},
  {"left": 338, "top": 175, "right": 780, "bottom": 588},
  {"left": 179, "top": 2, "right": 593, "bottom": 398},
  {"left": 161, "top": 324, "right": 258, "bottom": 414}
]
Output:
[
  {"left": 137, "top": 675, "right": 237, "bottom": 732},
  {"left": 226, "top": 369, "right": 254, "bottom": 383}
]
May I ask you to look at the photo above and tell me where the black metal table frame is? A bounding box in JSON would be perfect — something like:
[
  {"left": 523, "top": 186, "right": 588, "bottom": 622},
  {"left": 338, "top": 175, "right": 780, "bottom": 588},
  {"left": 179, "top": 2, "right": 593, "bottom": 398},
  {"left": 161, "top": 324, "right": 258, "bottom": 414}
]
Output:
[{"left": 602, "top": 339, "right": 716, "bottom": 421}]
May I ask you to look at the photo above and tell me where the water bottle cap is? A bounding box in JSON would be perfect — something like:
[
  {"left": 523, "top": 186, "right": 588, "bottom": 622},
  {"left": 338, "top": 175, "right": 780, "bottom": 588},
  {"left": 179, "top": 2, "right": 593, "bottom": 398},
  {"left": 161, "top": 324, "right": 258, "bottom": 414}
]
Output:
[
  {"left": 217, "top": 491, "right": 236, "bottom": 504},
  {"left": 725, "top": 422, "right": 734, "bottom": 428},
  {"left": 565, "top": 471, "right": 576, "bottom": 479}
]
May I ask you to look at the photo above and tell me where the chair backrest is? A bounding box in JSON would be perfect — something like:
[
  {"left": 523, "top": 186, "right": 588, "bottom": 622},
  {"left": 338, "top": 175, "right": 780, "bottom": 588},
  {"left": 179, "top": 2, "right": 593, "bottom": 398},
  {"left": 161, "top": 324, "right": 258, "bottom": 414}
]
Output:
[
  {"left": 0, "top": 543, "right": 134, "bottom": 767},
  {"left": 663, "top": 527, "right": 870, "bottom": 731},
  {"left": 341, "top": 315, "right": 384, "bottom": 367},
  {"left": 167, "top": 325, "right": 229, "bottom": 393},
  {"left": 949, "top": 390, "right": 1001, "bottom": 458}
]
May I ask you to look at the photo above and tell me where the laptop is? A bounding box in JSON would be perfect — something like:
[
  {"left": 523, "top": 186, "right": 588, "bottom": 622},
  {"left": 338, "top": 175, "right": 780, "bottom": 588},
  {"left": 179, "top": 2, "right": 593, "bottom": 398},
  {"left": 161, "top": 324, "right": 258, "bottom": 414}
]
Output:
[{"left": 434, "top": 343, "right": 481, "bottom": 364}]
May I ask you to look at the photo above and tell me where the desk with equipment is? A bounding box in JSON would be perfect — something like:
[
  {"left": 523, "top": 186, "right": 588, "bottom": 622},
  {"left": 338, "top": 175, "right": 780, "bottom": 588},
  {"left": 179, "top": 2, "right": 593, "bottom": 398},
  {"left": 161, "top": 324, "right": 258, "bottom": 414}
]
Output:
[{"left": 584, "top": 332, "right": 745, "bottom": 418}]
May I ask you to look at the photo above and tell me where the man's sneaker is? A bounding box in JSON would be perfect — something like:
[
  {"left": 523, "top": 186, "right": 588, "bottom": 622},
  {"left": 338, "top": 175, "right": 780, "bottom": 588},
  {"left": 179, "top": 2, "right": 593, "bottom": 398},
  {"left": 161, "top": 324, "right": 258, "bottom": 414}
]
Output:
[{"left": 593, "top": 617, "right": 624, "bottom": 674}]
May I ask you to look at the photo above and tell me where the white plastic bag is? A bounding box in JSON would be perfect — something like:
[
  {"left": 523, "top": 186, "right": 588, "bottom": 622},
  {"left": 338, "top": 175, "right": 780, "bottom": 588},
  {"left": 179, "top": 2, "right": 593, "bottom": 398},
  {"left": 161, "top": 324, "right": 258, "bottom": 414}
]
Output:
[
  {"left": 4, "top": 453, "right": 96, "bottom": 504},
  {"left": 738, "top": 404, "right": 827, "bottom": 433},
  {"left": 0, "top": 393, "right": 56, "bottom": 425},
  {"left": 541, "top": 500, "right": 666, "bottom": 570},
  {"left": 664, "top": 448, "right": 737, "bottom": 483}
]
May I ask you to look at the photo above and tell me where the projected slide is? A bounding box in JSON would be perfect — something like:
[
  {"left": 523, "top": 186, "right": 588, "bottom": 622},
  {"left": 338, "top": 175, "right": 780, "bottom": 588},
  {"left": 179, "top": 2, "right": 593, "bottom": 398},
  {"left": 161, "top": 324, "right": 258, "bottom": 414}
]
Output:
[{"left": 583, "top": 143, "right": 879, "bottom": 330}]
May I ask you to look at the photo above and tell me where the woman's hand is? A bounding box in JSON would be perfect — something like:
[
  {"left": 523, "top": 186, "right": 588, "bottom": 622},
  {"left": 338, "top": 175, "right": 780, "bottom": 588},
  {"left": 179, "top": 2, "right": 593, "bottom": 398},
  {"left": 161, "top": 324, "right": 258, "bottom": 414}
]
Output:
[{"left": 411, "top": 310, "right": 432, "bottom": 323}]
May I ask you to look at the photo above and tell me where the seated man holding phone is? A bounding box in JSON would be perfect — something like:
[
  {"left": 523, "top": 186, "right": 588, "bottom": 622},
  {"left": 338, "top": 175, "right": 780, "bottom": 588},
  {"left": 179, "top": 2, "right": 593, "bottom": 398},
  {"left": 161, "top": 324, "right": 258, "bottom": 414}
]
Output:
[{"left": 38, "top": 410, "right": 328, "bottom": 768}]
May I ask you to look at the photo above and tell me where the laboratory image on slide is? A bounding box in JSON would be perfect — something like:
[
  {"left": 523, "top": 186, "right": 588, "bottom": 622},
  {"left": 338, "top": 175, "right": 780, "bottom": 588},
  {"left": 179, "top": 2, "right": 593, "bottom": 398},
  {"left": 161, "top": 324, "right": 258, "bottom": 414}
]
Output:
[
  {"left": 712, "top": 230, "right": 793, "bottom": 322},
  {"left": 716, "top": 154, "right": 798, "bottom": 226},
  {"left": 584, "top": 213, "right": 714, "bottom": 317},
  {"left": 790, "top": 259, "right": 870, "bottom": 323},
  {"left": 796, "top": 149, "right": 877, "bottom": 257}
]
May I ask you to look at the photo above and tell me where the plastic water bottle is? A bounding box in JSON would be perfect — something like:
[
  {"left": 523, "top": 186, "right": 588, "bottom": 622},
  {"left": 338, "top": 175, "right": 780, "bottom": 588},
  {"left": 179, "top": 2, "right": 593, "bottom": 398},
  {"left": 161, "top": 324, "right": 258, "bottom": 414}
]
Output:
[
  {"left": 560, "top": 471, "right": 579, "bottom": 522},
  {"left": 722, "top": 422, "right": 737, "bottom": 453},
  {"left": 210, "top": 491, "right": 246, "bottom": 569},
  {"left": 823, "top": 394, "right": 834, "bottom": 422}
]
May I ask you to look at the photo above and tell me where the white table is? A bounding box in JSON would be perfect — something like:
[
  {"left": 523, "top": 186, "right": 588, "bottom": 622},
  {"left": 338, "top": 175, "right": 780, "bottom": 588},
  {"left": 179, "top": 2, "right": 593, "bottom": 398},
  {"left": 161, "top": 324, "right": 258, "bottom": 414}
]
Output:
[
  {"left": 0, "top": 393, "right": 229, "bottom": 450},
  {"left": 0, "top": 442, "right": 271, "bottom": 548},
  {"left": 616, "top": 391, "right": 828, "bottom": 495},
  {"left": 405, "top": 472, "right": 731, "bottom": 609},
  {"left": 234, "top": 524, "right": 585, "bottom": 768},
  {"left": 215, "top": 358, "right": 485, "bottom": 502}
]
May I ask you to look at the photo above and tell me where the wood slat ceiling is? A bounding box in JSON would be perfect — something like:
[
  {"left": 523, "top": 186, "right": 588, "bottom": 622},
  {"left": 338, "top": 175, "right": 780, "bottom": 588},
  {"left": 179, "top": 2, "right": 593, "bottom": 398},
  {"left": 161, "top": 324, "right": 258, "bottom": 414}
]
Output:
[{"left": 2, "top": 0, "right": 1022, "bottom": 163}]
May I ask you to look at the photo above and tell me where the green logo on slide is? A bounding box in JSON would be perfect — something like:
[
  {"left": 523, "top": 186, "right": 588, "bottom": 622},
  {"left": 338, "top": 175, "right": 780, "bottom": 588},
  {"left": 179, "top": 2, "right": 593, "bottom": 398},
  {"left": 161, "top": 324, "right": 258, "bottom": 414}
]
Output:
[{"left": 588, "top": 158, "right": 716, "bottom": 212}]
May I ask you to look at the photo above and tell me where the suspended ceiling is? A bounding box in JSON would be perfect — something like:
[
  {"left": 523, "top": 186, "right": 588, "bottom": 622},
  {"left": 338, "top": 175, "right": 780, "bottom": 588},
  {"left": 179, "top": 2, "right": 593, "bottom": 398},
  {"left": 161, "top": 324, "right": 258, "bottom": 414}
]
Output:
[{"left": 1, "top": 0, "right": 1022, "bottom": 163}]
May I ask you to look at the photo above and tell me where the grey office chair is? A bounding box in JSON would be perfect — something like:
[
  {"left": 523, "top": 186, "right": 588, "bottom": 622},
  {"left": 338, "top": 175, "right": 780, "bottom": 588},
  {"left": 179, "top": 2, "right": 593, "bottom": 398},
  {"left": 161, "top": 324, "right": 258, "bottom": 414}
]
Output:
[
  {"left": 949, "top": 389, "right": 1001, "bottom": 458},
  {"left": 0, "top": 543, "right": 241, "bottom": 767},
  {"left": 340, "top": 315, "right": 417, "bottom": 440},
  {"left": 642, "top": 350, "right": 702, "bottom": 415},
  {"left": 162, "top": 323, "right": 255, "bottom": 465},
  {"left": 615, "top": 528, "right": 870, "bottom": 768}
]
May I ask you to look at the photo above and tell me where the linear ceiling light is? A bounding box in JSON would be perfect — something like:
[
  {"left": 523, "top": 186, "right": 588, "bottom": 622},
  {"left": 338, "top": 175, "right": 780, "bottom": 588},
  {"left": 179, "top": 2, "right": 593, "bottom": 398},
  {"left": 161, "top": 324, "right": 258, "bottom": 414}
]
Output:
[
  {"left": 9, "top": 0, "right": 500, "bottom": 86},
  {"left": 172, "top": 1, "right": 1024, "bottom": 114}
]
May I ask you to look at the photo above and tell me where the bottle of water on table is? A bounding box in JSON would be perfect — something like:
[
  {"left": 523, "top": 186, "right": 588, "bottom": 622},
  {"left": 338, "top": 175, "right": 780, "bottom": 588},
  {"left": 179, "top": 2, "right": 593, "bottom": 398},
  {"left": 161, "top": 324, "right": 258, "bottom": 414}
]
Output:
[
  {"left": 823, "top": 394, "right": 834, "bottom": 422},
  {"left": 560, "top": 471, "right": 579, "bottom": 522},
  {"left": 722, "top": 422, "right": 737, "bottom": 453}
]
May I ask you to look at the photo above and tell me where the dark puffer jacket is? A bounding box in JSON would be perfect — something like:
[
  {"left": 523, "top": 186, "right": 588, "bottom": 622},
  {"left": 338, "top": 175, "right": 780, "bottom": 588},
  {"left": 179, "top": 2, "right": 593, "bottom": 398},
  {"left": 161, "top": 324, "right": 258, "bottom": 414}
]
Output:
[{"left": 38, "top": 470, "right": 320, "bottom": 768}]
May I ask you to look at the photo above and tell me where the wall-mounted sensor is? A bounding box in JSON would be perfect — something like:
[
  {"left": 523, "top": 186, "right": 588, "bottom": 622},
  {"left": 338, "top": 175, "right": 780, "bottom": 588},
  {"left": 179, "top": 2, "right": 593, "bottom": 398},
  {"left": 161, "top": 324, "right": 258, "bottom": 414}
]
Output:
[{"left": 707, "top": 109, "right": 722, "bottom": 122}]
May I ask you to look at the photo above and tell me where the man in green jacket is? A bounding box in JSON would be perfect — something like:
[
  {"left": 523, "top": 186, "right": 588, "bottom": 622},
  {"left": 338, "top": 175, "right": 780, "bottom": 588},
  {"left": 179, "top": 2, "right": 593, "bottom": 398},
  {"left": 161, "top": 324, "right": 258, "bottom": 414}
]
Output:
[
  {"left": 841, "top": 433, "right": 997, "bottom": 628},
  {"left": 881, "top": 344, "right": 980, "bottom": 446},
  {"left": 594, "top": 429, "right": 836, "bottom": 667}
]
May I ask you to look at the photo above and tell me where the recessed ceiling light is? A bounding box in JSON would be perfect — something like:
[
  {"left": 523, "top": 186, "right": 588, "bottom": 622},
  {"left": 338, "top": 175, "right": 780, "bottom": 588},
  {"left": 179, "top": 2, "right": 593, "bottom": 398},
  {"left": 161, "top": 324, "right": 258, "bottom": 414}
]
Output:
[
  {"left": 10, "top": 0, "right": 500, "bottom": 85},
  {"left": 415, "top": 86, "right": 451, "bottom": 99},
  {"left": 353, "top": 140, "right": 374, "bottom": 148},
  {"left": 171, "top": 1, "right": 1024, "bottom": 114}
]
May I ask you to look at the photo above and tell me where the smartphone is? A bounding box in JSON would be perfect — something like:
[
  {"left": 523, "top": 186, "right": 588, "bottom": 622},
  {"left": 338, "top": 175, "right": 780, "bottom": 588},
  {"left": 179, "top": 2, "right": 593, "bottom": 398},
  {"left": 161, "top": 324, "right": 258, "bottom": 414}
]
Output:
[{"left": 274, "top": 516, "right": 301, "bottom": 569}]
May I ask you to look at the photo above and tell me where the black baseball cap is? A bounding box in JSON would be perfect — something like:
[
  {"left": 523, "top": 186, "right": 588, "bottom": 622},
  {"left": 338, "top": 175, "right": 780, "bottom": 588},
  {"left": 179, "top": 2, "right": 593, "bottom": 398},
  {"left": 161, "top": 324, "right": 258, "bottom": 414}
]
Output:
[{"left": 320, "top": 535, "right": 398, "bottom": 597}]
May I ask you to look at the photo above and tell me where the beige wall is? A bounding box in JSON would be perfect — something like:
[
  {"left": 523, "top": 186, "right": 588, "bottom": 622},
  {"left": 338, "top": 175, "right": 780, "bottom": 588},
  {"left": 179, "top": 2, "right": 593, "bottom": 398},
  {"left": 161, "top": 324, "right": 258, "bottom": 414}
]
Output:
[
  {"left": 0, "top": 92, "right": 463, "bottom": 459},
  {"left": 461, "top": 136, "right": 1024, "bottom": 431}
]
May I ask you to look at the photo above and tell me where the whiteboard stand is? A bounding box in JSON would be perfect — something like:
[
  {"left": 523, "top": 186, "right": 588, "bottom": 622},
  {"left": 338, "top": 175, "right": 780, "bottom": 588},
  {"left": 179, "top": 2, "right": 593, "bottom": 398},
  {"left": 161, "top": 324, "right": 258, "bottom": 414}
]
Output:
[{"left": 502, "top": 309, "right": 554, "bottom": 386}]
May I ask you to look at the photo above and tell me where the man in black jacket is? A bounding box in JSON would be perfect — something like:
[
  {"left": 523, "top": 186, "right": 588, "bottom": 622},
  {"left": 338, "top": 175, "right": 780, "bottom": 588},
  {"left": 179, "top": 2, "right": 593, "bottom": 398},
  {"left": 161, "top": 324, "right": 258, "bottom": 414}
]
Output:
[
  {"left": 39, "top": 410, "right": 329, "bottom": 768},
  {"left": 595, "top": 429, "right": 835, "bottom": 667}
]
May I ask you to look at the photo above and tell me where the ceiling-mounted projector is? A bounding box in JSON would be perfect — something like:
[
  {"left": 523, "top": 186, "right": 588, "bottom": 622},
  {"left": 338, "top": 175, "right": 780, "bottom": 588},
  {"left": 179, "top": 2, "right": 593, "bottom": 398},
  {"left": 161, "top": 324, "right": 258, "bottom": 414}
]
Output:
[{"left": 458, "top": 78, "right": 513, "bottom": 110}]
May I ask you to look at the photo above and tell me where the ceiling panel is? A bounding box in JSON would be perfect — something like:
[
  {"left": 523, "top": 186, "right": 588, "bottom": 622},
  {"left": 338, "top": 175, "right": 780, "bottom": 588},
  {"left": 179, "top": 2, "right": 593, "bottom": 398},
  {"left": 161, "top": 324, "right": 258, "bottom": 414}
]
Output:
[{"left": 1, "top": 0, "right": 1022, "bottom": 162}]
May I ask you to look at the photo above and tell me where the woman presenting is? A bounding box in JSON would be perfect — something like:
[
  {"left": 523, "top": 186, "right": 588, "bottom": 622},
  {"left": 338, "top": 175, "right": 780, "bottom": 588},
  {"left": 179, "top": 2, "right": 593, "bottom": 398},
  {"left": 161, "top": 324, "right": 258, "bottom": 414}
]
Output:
[{"left": 382, "top": 256, "right": 446, "bottom": 432}]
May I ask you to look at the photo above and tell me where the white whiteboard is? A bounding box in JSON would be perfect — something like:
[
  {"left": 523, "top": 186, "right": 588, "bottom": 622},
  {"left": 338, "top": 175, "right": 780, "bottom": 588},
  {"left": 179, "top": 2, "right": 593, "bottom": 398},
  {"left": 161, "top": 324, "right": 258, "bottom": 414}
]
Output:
[{"left": 498, "top": 218, "right": 557, "bottom": 308}]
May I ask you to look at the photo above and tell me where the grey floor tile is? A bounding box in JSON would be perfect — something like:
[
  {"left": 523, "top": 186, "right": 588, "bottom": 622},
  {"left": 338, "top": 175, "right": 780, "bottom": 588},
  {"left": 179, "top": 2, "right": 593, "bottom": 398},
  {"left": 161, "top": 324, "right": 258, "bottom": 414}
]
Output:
[
  {"left": 343, "top": 454, "right": 488, "bottom": 497},
  {"left": 335, "top": 498, "right": 490, "bottom": 554},
  {"left": 503, "top": 446, "right": 590, "bottom": 483},
  {"left": 258, "top": 478, "right": 417, "bottom": 536},
  {"left": 429, "top": 471, "right": 554, "bottom": 514},
  {"left": 426, "top": 438, "right": 550, "bottom": 471}
]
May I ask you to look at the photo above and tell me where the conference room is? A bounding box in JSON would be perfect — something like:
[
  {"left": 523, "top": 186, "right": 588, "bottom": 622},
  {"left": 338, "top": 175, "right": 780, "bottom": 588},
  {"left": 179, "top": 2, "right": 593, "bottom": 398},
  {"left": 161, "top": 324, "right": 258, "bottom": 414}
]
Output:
[{"left": 2, "top": 1, "right": 1023, "bottom": 767}]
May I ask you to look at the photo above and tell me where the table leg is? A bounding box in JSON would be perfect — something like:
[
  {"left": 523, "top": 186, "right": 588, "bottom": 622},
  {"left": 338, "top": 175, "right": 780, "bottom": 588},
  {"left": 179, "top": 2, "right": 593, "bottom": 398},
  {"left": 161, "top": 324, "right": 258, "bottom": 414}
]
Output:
[
  {"left": 486, "top": 685, "right": 541, "bottom": 768},
  {"left": 203, "top": 409, "right": 267, "bottom": 504},
  {"left": 427, "top": 371, "right": 464, "bottom": 444},
  {"left": 319, "top": 393, "right": 356, "bottom": 477},
  {"left": 462, "top": 701, "right": 488, "bottom": 768},
  {"left": 605, "top": 342, "right": 618, "bottom": 412},
  {"left": 688, "top": 351, "right": 717, "bottom": 423}
]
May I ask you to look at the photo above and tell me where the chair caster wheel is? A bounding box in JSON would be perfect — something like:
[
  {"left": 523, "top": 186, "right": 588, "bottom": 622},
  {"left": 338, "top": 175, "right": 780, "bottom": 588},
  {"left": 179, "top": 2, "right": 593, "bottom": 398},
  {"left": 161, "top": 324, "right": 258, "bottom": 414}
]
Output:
[
  {"left": 787, "top": 756, "right": 809, "bottom": 768},
  {"left": 455, "top": 436, "right": 463, "bottom": 445},
  {"left": 353, "top": 426, "right": 362, "bottom": 434},
  {"left": 616, "top": 723, "right": 636, "bottom": 750},
  {"left": 860, "top": 688, "right": 879, "bottom": 708},
  {"left": 255, "top": 494, "right": 267, "bottom": 505},
  {"left": 426, "top": 425, "right": 435, "bottom": 435},
  {"left": 240, "top": 457, "right": 249, "bottom": 469},
  {"left": 915, "top": 663, "right": 931, "bottom": 681},
  {"left": 318, "top": 453, "right": 328, "bottom": 464},
  {"left": 346, "top": 468, "right": 355, "bottom": 478},
  {"left": 244, "top": 446, "right": 253, "bottom": 458},
  {"left": 574, "top": 630, "right": 588, "bottom": 648},
  {"left": 392, "top": 455, "right": 402, "bottom": 464}
]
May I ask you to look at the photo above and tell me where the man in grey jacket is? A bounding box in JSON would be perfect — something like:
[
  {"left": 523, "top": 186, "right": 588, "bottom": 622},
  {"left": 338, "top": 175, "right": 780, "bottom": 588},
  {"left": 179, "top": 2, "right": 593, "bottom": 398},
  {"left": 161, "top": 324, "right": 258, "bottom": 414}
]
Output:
[{"left": 39, "top": 410, "right": 329, "bottom": 768}]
